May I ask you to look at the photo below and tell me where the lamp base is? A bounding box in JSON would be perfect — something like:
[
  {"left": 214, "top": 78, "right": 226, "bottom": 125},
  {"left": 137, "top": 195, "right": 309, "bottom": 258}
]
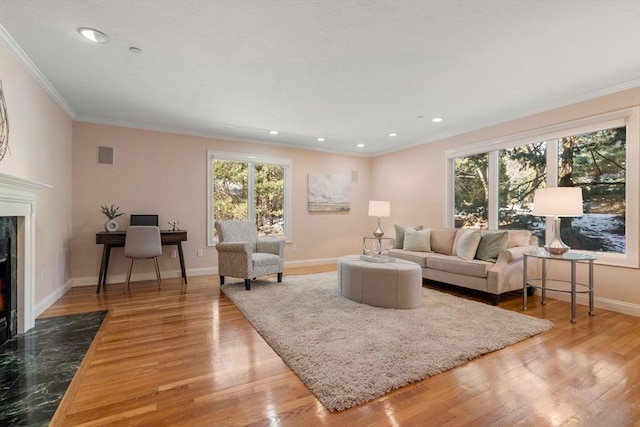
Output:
[
  {"left": 544, "top": 217, "right": 570, "bottom": 255},
  {"left": 544, "top": 243, "right": 570, "bottom": 255},
  {"left": 373, "top": 217, "right": 384, "bottom": 238}
]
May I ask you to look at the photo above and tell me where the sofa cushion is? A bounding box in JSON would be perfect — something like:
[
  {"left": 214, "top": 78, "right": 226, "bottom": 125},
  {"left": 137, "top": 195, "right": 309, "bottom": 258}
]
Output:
[
  {"left": 456, "top": 229, "right": 482, "bottom": 260},
  {"left": 403, "top": 228, "right": 432, "bottom": 252},
  {"left": 506, "top": 230, "right": 534, "bottom": 248},
  {"left": 426, "top": 255, "right": 493, "bottom": 278},
  {"left": 387, "top": 248, "right": 432, "bottom": 268},
  {"left": 476, "top": 230, "right": 509, "bottom": 262},
  {"left": 430, "top": 228, "right": 457, "bottom": 255},
  {"left": 393, "top": 224, "right": 423, "bottom": 249}
]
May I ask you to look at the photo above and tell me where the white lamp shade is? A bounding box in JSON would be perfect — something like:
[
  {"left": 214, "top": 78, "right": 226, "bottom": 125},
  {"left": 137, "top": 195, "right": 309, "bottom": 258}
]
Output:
[
  {"left": 533, "top": 187, "right": 583, "bottom": 217},
  {"left": 368, "top": 200, "right": 390, "bottom": 217}
]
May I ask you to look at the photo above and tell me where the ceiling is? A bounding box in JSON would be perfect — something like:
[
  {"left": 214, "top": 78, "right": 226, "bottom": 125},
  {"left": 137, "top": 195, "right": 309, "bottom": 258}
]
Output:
[{"left": 0, "top": 1, "right": 638, "bottom": 156}]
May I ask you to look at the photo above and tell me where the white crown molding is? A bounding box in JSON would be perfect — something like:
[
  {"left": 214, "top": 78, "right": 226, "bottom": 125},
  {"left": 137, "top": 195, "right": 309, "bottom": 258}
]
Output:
[
  {"left": 74, "top": 115, "right": 375, "bottom": 158},
  {"left": 0, "top": 24, "right": 76, "bottom": 119},
  {"left": 372, "top": 80, "right": 640, "bottom": 157}
]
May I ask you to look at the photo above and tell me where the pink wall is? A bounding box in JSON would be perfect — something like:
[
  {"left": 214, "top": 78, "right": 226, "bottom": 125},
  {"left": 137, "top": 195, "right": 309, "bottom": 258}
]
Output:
[
  {"left": 3, "top": 38, "right": 638, "bottom": 317},
  {"left": 71, "top": 123, "right": 372, "bottom": 283},
  {"left": 0, "top": 45, "right": 73, "bottom": 314},
  {"left": 372, "top": 87, "right": 640, "bottom": 315}
]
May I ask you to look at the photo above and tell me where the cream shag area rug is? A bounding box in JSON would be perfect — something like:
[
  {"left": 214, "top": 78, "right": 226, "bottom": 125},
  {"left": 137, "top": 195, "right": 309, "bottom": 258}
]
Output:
[{"left": 221, "top": 272, "right": 553, "bottom": 412}]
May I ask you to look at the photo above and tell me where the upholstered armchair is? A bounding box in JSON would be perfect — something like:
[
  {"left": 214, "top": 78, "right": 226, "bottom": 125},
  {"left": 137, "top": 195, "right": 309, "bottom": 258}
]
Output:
[{"left": 214, "top": 220, "right": 285, "bottom": 290}]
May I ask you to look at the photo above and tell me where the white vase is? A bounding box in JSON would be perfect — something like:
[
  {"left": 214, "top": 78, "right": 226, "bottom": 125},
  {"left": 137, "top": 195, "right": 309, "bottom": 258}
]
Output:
[{"left": 104, "top": 219, "right": 118, "bottom": 232}]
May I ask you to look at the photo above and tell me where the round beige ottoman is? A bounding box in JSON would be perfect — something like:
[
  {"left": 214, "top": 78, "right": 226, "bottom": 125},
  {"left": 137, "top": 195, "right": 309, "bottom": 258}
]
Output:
[{"left": 337, "top": 255, "right": 423, "bottom": 309}]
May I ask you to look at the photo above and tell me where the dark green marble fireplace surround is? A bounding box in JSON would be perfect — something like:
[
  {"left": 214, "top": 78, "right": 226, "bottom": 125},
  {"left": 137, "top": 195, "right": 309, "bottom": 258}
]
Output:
[{"left": 0, "top": 311, "right": 106, "bottom": 426}]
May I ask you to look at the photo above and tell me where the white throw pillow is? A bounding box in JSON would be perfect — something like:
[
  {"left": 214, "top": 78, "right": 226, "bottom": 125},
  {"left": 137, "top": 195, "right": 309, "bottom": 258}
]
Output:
[
  {"left": 403, "top": 228, "right": 432, "bottom": 252},
  {"left": 456, "top": 229, "right": 482, "bottom": 260}
]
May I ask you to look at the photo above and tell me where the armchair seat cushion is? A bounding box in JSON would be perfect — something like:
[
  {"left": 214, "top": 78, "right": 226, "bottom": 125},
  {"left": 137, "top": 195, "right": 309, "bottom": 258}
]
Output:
[{"left": 252, "top": 252, "right": 282, "bottom": 267}]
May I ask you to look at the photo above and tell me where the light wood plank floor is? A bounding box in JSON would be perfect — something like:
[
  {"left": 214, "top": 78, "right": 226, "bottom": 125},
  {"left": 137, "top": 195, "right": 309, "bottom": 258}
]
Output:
[{"left": 42, "top": 266, "right": 640, "bottom": 426}]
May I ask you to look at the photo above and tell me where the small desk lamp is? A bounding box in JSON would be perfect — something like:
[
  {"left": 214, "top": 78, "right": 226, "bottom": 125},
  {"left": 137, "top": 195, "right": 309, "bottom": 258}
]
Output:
[
  {"left": 368, "top": 200, "right": 390, "bottom": 238},
  {"left": 533, "top": 187, "right": 583, "bottom": 255}
]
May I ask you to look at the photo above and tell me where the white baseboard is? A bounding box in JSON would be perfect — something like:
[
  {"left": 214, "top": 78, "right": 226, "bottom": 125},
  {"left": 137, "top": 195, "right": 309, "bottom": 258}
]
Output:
[
  {"left": 285, "top": 257, "right": 337, "bottom": 268},
  {"left": 71, "top": 258, "right": 338, "bottom": 288},
  {"left": 35, "top": 279, "right": 73, "bottom": 317},
  {"left": 541, "top": 290, "right": 640, "bottom": 317},
  {"left": 52, "top": 257, "right": 640, "bottom": 318},
  {"left": 72, "top": 267, "right": 218, "bottom": 287}
]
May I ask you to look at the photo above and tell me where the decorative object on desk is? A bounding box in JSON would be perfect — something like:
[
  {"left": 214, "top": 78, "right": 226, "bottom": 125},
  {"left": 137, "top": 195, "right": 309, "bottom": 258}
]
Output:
[
  {"left": 533, "top": 187, "right": 583, "bottom": 255},
  {"left": 368, "top": 200, "right": 390, "bottom": 237},
  {"left": 168, "top": 221, "right": 180, "bottom": 231},
  {"left": 100, "top": 204, "right": 125, "bottom": 232},
  {"left": 0, "top": 81, "right": 9, "bottom": 162}
]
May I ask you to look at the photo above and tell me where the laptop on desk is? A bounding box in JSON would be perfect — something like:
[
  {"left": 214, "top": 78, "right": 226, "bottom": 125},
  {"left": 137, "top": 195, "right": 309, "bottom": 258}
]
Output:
[{"left": 129, "top": 214, "right": 159, "bottom": 227}]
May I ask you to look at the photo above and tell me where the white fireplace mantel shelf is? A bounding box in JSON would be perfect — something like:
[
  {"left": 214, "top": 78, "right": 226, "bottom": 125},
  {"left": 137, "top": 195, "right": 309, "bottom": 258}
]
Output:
[{"left": 0, "top": 172, "right": 52, "bottom": 333}]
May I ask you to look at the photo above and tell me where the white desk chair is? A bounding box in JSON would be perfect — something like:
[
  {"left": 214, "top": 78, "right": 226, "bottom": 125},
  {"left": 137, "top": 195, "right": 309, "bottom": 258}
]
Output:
[{"left": 124, "top": 226, "right": 163, "bottom": 293}]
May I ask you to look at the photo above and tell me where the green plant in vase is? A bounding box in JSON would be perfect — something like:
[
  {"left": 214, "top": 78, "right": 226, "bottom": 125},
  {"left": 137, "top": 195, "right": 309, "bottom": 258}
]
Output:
[{"left": 100, "top": 204, "right": 125, "bottom": 232}]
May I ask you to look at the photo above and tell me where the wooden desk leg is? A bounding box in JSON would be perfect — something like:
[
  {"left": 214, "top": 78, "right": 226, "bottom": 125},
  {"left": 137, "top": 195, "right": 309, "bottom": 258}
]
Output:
[
  {"left": 102, "top": 245, "right": 113, "bottom": 289},
  {"left": 97, "top": 244, "right": 109, "bottom": 294},
  {"left": 177, "top": 242, "right": 188, "bottom": 284}
]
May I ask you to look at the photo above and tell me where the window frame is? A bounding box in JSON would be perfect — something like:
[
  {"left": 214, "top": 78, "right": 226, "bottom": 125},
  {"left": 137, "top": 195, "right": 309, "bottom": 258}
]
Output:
[
  {"left": 445, "top": 107, "right": 639, "bottom": 268},
  {"left": 207, "top": 150, "right": 293, "bottom": 246}
]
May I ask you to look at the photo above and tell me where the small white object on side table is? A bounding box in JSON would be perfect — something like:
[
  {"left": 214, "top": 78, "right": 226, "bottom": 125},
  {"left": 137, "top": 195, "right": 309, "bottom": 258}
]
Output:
[
  {"left": 337, "top": 255, "right": 423, "bottom": 309},
  {"left": 523, "top": 250, "right": 596, "bottom": 323}
]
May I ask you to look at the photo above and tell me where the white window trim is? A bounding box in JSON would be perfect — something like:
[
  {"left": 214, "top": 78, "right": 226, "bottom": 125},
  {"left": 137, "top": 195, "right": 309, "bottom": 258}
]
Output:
[
  {"left": 445, "top": 107, "right": 639, "bottom": 268},
  {"left": 207, "top": 150, "right": 293, "bottom": 246}
]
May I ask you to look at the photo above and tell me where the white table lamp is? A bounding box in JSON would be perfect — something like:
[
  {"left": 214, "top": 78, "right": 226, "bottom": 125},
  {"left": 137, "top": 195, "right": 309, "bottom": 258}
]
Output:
[
  {"left": 533, "top": 187, "right": 583, "bottom": 255},
  {"left": 368, "top": 200, "right": 390, "bottom": 238}
]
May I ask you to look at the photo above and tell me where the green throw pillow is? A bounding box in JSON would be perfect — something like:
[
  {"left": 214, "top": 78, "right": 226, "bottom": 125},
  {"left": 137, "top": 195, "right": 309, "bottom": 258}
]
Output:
[
  {"left": 403, "top": 228, "right": 432, "bottom": 252},
  {"left": 475, "top": 231, "right": 509, "bottom": 262},
  {"left": 456, "top": 229, "right": 482, "bottom": 260},
  {"left": 394, "top": 224, "right": 423, "bottom": 249}
]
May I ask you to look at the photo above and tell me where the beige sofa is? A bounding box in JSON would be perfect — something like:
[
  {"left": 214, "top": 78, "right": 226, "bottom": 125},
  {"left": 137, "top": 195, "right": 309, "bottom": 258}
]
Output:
[{"left": 387, "top": 227, "right": 540, "bottom": 305}]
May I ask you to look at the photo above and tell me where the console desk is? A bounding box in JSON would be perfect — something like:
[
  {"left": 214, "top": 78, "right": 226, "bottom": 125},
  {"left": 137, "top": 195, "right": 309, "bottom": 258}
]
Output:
[{"left": 95, "top": 230, "right": 188, "bottom": 293}]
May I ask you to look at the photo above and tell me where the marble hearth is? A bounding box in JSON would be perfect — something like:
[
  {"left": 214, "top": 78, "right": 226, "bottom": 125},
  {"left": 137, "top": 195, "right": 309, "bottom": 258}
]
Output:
[{"left": 0, "top": 173, "right": 51, "bottom": 334}]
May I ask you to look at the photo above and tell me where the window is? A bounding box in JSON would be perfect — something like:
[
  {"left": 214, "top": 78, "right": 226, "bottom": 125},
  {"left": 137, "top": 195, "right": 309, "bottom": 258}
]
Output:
[
  {"left": 454, "top": 153, "right": 489, "bottom": 228},
  {"left": 446, "top": 108, "right": 638, "bottom": 267},
  {"left": 498, "top": 142, "right": 547, "bottom": 243},
  {"left": 207, "top": 151, "right": 292, "bottom": 245},
  {"left": 555, "top": 127, "right": 626, "bottom": 253}
]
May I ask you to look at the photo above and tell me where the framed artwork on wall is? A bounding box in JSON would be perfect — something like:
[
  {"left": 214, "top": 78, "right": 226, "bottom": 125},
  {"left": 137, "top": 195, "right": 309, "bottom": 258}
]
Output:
[{"left": 308, "top": 174, "right": 350, "bottom": 212}]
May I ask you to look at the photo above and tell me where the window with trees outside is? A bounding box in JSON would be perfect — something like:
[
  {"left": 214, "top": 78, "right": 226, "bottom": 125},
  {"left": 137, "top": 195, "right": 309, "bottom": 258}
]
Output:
[
  {"left": 207, "top": 151, "right": 292, "bottom": 245},
  {"left": 447, "top": 108, "right": 639, "bottom": 267}
]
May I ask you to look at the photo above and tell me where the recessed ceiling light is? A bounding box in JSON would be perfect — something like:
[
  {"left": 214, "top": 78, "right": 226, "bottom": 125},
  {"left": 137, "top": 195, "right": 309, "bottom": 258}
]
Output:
[
  {"left": 77, "top": 27, "right": 109, "bottom": 43},
  {"left": 388, "top": 133, "right": 398, "bottom": 137},
  {"left": 432, "top": 117, "right": 444, "bottom": 123},
  {"left": 317, "top": 138, "right": 325, "bottom": 142},
  {"left": 357, "top": 143, "right": 365, "bottom": 148},
  {"left": 269, "top": 130, "right": 279, "bottom": 135},
  {"left": 129, "top": 46, "right": 142, "bottom": 54}
]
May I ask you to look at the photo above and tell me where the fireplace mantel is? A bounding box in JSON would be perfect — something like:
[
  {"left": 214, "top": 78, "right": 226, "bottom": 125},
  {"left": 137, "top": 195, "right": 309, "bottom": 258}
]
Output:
[{"left": 0, "top": 172, "right": 51, "bottom": 333}]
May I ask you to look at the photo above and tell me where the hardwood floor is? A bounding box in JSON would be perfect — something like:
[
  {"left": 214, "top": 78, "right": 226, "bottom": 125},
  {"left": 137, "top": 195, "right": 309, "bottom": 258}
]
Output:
[{"left": 43, "top": 265, "right": 640, "bottom": 426}]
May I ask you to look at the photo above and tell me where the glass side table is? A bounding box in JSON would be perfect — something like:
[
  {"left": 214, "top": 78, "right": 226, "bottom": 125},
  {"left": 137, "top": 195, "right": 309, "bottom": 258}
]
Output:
[{"left": 523, "top": 251, "right": 596, "bottom": 323}]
